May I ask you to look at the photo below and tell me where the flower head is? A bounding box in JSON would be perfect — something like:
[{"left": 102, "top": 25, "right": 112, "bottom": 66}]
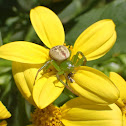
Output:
[
  {"left": 29, "top": 97, "right": 122, "bottom": 126},
  {"left": 0, "top": 101, "right": 11, "bottom": 126},
  {"left": 77, "top": 72, "right": 126, "bottom": 126},
  {"left": 30, "top": 104, "right": 63, "bottom": 126},
  {"left": 0, "top": 6, "right": 119, "bottom": 108}
]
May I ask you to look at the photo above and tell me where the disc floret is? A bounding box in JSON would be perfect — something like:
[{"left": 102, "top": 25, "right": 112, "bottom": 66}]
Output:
[{"left": 31, "top": 104, "right": 64, "bottom": 126}]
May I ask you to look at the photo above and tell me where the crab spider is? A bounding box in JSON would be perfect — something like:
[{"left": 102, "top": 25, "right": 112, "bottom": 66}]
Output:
[{"left": 34, "top": 45, "right": 87, "bottom": 95}]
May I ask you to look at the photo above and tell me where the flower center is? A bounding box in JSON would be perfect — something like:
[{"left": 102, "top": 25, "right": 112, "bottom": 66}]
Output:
[{"left": 30, "top": 104, "right": 64, "bottom": 126}]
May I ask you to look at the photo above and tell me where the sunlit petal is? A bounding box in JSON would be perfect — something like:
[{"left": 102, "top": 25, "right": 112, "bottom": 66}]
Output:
[
  {"left": 73, "top": 19, "right": 116, "bottom": 61},
  {"left": 0, "top": 101, "right": 11, "bottom": 120},
  {"left": 30, "top": 6, "right": 65, "bottom": 48},
  {"left": 61, "top": 97, "right": 97, "bottom": 112},
  {"left": 109, "top": 72, "right": 126, "bottom": 102},
  {"left": 61, "top": 97, "right": 122, "bottom": 126},
  {"left": 33, "top": 75, "right": 64, "bottom": 109},
  {"left": 69, "top": 66, "right": 119, "bottom": 104},
  {"left": 12, "top": 62, "right": 42, "bottom": 105},
  {"left": 0, "top": 41, "right": 49, "bottom": 64}
]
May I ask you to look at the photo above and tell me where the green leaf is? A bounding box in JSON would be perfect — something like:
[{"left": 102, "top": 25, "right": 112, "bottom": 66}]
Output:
[
  {"left": 58, "top": 0, "right": 101, "bottom": 24},
  {"left": 17, "top": 0, "right": 38, "bottom": 11}
]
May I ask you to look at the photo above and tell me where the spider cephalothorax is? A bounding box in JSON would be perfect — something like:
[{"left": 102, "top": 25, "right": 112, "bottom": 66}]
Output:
[{"left": 34, "top": 45, "right": 87, "bottom": 94}]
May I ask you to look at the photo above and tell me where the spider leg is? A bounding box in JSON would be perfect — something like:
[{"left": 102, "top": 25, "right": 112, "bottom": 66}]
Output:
[
  {"left": 34, "top": 60, "right": 53, "bottom": 85},
  {"left": 71, "top": 52, "right": 79, "bottom": 64},
  {"left": 77, "top": 51, "right": 87, "bottom": 66},
  {"left": 51, "top": 60, "right": 61, "bottom": 72},
  {"left": 72, "top": 51, "right": 87, "bottom": 66},
  {"left": 56, "top": 73, "right": 78, "bottom": 96},
  {"left": 44, "top": 63, "right": 52, "bottom": 72},
  {"left": 67, "top": 73, "right": 75, "bottom": 83},
  {"left": 64, "top": 73, "right": 68, "bottom": 84}
]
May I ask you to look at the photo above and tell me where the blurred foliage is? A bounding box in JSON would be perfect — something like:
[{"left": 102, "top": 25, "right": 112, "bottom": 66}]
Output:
[{"left": 0, "top": 0, "right": 126, "bottom": 125}]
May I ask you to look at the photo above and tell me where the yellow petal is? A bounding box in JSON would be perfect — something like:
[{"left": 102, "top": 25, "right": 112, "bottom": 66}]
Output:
[
  {"left": 72, "top": 19, "right": 116, "bottom": 61},
  {"left": 12, "top": 62, "right": 42, "bottom": 105},
  {"left": 0, "top": 120, "right": 7, "bottom": 126},
  {"left": 33, "top": 75, "right": 64, "bottom": 109},
  {"left": 61, "top": 98, "right": 122, "bottom": 126},
  {"left": 109, "top": 72, "right": 126, "bottom": 102},
  {"left": 69, "top": 66, "right": 119, "bottom": 104},
  {"left": 30, "top": 6, "right": 65, "bottom": 48},
  {"left": 0, "top": 101, "right": 11, "bottom": 120},
  {"left": 61, "top": 97, "right": 97, "bottom": 112},
  {"left": 123, "top": 113, "right": 126, "bottom": 126},
  {"left": 0, "top": 41, "right": 49, "bottom": 64}
]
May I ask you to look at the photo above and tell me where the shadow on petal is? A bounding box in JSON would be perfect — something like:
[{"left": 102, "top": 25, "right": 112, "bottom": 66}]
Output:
[{"left": 12, "top": 62, "right": 42, "bottom": 105}]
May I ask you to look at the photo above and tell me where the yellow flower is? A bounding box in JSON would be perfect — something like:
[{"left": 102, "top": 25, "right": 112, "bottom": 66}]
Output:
[
  {"left": 0, "top": 101, "right": 11, "bottom": 126},
  {"left": 109, "top": 72, "right": 126, "bottom": 126},
  {"left": 29, "top": 97, "right": 122, "bottom": 126},
  {"left": 81, "top": 72, "right": 126, "bottom": 126},
  {"left": 30, "top": 72, "right": 126, "bottom": 126},
  {"left": 0, "top": 6, "right": 119, "bottom": 108}
]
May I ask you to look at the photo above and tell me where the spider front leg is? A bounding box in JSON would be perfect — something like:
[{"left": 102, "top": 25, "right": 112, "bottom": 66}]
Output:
[
  {"left": 34, "top": 59, "right": 54, "bottom": 85},
  {"left": 71, "top": 51, "right": 87, "bottom": 66},
  {"left": 56, "top": 72, "right": 78, "bottom": 96}
]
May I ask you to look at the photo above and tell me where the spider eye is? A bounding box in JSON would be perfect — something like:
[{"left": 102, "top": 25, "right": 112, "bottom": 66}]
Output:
[{"left": 49, "top": 45, "right": 70, "bottom": 62}]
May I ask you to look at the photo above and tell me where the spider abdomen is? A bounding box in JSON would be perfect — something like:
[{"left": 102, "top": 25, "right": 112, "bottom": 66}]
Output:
[{"left": 49, "top": 45, "right": 70, "bottom": 62}]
